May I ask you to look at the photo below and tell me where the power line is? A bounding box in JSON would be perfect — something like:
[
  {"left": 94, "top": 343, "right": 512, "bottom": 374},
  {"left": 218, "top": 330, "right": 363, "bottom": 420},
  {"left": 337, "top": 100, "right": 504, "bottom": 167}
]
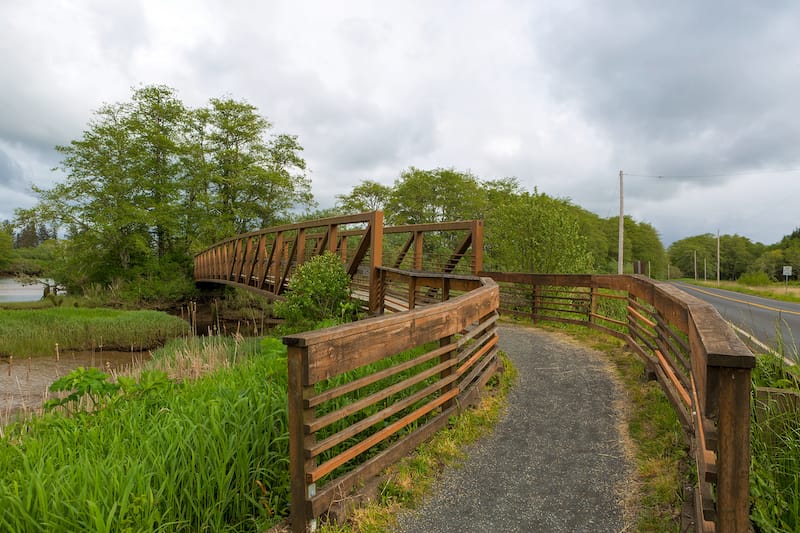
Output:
[{"left": 624, "top": 167, "right": 800, "bottom": 180}]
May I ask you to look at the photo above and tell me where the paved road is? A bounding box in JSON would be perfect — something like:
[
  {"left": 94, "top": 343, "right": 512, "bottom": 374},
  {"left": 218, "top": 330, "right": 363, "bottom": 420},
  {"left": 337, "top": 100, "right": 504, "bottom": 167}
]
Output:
[
  {"left": 396, "top": 325, "right": 632, "bottom": 533},
  {"left": 671, "top": 282, "right": 800, "bottom": 357}
]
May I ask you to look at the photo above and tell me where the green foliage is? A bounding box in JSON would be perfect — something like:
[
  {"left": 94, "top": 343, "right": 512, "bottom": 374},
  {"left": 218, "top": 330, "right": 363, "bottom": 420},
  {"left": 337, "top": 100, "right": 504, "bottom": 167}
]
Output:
[
  {"left": 0, "top": 341, "right": 290, "bottom": 532},
  {"left": 333, "top": 171, "right": 670, "bottom": 276},
  {"left": 485, "top": 190, "right": 593, "bottom": 273},
  {"left": 668, "top": 233, "right": 765, "bottom": 281},
  {"left": 752, "top": 227, "right": 800, "bottom": 281},
  {"left": 738, "top": 270, "right": 772, "bottom": 286},
  {"left": 750, "top": 355, "right": 800, "bottom": 531},
  {"left": 335, "top": 179, "right": 392, "bottom": 213},
  {"left": 15, "top": 84, "right": 313, "bottom": 297},
  {"left": 386, "top": 167, "right": 485, "bottom": 225},
  {"left": 574, "top": 206, "right": 611, "bottom": 272},
  {"left": 750, "top": 407, "right": 800, "bottom": 533},
  {"left": 0, "top": 230, "right": 11, "bottom": 271},
  {"left": 44, "top": 367, "right": 121, "bottom": 412},
  {"left": 668, "top": 233, "right": 718, "bottom": 280},
  {"left": 604, "top": 216, "right": 667, "bottom": 277},
  {"left": 274, "top": 252, "right": 354, "bottom": 330}
]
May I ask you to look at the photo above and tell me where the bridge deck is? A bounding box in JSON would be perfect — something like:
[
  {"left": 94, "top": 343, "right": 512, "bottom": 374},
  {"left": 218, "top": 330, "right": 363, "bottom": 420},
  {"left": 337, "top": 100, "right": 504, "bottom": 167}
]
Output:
[{"left": 397, "top": 324, "right": 632, "bottom": 533}]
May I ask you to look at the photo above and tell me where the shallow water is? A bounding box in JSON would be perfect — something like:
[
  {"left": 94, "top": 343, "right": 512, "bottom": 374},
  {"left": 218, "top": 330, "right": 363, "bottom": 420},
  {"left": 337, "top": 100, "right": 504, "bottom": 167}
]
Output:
[
  {"left": 0, "top": 278, "right": 49, "bottom": 303},
  {"left": 1, "top": 349, "right": 151, "bottom": 424}
]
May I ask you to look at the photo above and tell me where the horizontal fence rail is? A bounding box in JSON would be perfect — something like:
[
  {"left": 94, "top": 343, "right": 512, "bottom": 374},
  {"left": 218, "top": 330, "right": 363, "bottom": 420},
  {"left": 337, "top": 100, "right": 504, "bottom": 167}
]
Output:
[
  {"left": 283, "top": 274, "right": 500, "bottom": 532},
  {"left": 483, "top": 272, "right": 754, "bottom": 533}
]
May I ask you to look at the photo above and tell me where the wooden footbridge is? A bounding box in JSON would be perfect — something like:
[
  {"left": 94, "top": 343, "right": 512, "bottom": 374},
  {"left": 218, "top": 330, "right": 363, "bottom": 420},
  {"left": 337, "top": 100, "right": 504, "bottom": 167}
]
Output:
[{"left": 194, "top": 211, "right": 754, "bottom": 533}]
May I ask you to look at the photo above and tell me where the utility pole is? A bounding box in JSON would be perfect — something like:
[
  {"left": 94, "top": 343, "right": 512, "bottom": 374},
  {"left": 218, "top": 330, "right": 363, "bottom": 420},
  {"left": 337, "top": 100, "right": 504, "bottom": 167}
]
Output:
[
  {"left": 717, "top": 228, "right": 719, "bottom": 287},
  {"left": 618, "top": 170, "right": 624, "bottom": 275},
  {"left": 694, "top": 250, "right": 697, "bottom": 280},
  {"left": 704, "top": 257, "right": 707, "bottom": 281}
]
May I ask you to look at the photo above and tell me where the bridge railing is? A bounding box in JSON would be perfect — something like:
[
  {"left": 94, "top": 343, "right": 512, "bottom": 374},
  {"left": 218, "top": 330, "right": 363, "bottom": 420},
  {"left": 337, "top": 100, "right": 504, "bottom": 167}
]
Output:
[
  {"left": 483, "top": 272, "right": 754, "bottom": 533},
  {"left": 283, "top": 271, "right": 499, "bottom": 532},
  {"left": 194, "top": 211, "right": 384, "bottom": 311},
  {"left": 193, "top": 213, "right": 483, "bottom": 316}
]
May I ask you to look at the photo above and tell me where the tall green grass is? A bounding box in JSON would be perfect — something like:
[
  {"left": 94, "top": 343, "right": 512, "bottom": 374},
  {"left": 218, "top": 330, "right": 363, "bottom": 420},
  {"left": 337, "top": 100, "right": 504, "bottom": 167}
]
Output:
[
  {"left": 0, "top": 308, "right": 188, "bottom": 358},
  {"left": 0, "top": 337, "right": 290, "bottom": 532},
  {"left": 751, "top": 352, "right": 800, "bottom": 532}
]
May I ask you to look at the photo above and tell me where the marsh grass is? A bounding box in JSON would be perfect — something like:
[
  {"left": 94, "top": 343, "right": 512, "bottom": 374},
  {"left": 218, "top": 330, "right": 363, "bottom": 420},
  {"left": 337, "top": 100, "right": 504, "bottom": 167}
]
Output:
[
  {"left": 0, "top": 337, "right": 290, "bottom": 532},
  {"left": 0, "top": 307, "right": 187, "bottom": 358}
]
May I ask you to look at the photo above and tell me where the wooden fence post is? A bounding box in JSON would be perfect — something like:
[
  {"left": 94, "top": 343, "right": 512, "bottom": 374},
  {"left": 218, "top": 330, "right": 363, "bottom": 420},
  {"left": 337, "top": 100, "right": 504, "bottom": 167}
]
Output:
[
  {"left": 471, "top": 220, "right": 483, "bottom": 275},
  {"left": 414, "top": 231, "right": 424, "bottom": 271},
  {"left": 288, "top": 345, "right": 315, "bottom": 533},
  {"left": 715, "top": 366, "right": 752, "bottom": 532},
  {"left": 368, "top": 211, "right": 384, "bottom": 315}
]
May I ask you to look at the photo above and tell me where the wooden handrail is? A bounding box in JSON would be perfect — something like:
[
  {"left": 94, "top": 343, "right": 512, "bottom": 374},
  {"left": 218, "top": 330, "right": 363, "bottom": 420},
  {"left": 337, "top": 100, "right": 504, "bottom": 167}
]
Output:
[
  {"left": 284, "top": 274, "right": 499, "bottom": 532},
  {"left": 482, "top": 271, "right": 755, "bottom": 533}
]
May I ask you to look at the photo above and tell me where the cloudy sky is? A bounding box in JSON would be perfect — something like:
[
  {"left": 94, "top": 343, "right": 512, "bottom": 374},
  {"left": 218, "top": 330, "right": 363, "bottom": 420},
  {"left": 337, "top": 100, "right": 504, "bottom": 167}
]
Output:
[{"left": 2, "top": 1, "right": 799, "bottom": 246}]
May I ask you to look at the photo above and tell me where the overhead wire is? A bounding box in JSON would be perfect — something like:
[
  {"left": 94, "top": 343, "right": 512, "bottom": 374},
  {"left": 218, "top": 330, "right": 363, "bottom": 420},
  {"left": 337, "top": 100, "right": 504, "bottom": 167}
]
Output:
[{"left": 624, "top": 167, "right": 800, "bottom": 180}]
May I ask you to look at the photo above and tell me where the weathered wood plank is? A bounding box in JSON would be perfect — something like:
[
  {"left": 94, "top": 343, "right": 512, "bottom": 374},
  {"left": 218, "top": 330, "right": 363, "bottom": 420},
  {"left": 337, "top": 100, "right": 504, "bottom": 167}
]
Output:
[
  {"left": 309, "top": 407, "right": 454, "bottom": 517},
  {"left": 715, "top": 367, "right": 751, "bottom": 532},
  {"left": 307, "top": 388, "right": 459, "bottom": 483},
  {"left": 305, "top": 340, "right": 458, "bottom": 408},
  {"left": 307, "top": 373, "right": 459, "bottom": 458},
  {"left": 305, "top": 358, "right": 458, "bottom": 434},
  {"left": 284, "top": 282, "right": 499, "bottom": 385}
]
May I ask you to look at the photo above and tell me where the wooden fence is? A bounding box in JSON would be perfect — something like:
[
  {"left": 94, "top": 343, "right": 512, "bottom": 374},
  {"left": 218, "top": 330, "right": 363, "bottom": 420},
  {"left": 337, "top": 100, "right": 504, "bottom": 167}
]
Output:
[
  {"left": 483, "top": 272, "right": 754, "bottom": 533},
  {"left": 196, "top": 216, "right": 755, "bottom": 532},
  {"left": 283, "top": 271, "right": 499, "bottom": 532}
]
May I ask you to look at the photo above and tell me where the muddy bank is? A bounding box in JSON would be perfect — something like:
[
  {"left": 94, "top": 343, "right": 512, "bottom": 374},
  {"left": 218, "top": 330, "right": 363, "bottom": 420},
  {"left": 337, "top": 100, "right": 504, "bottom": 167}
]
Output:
[{"left": 1, "top": 349, "right": 151, "bottom": 425}]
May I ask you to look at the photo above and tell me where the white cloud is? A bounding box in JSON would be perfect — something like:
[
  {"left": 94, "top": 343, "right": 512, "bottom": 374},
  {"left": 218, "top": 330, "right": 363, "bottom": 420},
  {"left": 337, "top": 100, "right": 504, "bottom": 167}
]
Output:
[{"left": 1, "top": 0, "right": 799, "bottom": 246}]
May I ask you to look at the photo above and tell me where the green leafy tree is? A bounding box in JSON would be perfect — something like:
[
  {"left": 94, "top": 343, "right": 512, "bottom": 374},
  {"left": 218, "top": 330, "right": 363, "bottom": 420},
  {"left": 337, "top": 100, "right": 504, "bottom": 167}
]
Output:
[
  {"left": 753, "top": 227, "right": 800, "bottom": 280},
  {"left": 16, "top": 85, "right": 313, "bottom": 297},
  {"left": 336, "top": 179, "right": 392, "bottom": 213},
  {"left": 201, "top": 98, "right": 312, "bottom": 241},
  {"left": 720, "top": 234, "right": 762, "bottom": 281},
  {"left": 629, "top": 220, "right": 667, "bottom": 278},
  {"left": 573, "top": 207, "right": 611, "bottom": 272},
  {"left": 668, "top": 234, "right": 718, "bottom": 279},
  {"left": 753, "top": 249, "right": 785, "bottom": 280},
  {"left": 386, "top": 167, "right": 485, "bottom": 224},
  {"left": 486, "top": 191, "right": 593, "bottom": 273}
]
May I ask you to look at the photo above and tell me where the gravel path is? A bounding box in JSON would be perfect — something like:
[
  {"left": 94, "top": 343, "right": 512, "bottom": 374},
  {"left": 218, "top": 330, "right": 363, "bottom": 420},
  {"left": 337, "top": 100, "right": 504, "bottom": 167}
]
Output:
[{"left": 396, "top": 324, "right": 632, "bottom": 533}]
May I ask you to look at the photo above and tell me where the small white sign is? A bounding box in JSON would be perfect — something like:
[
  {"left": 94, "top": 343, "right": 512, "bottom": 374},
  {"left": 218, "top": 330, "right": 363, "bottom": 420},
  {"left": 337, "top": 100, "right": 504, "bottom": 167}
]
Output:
[{"left": 784, "top": 265, "right": 793, "bottom": 277}]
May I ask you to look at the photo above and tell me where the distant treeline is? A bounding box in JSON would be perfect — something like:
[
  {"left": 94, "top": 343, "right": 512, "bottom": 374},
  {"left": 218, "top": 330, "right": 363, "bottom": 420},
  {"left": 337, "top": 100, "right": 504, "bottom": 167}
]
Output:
[{"left": 667, "top": 229, "right": 800, "bottom": 282}]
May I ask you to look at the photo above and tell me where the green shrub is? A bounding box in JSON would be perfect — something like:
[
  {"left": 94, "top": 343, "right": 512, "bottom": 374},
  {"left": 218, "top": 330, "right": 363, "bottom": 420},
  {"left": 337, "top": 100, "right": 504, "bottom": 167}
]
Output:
[
  {"left": 738, "top": 271, "right": 772, "bottom": 286},
  {"left": 274, "top": 252, "right": 353, "bottom": 329}
]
